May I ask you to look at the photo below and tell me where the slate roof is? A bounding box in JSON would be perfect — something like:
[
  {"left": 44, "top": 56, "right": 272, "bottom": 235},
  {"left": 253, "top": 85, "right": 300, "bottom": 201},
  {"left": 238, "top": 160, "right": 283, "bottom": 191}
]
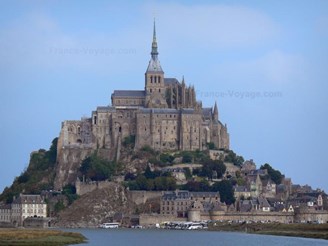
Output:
[
  {"left": 258, "top": 197, "right": 271, "bottom": 208},
  {"left": 111, "top": 90, "right": 146, "bottom": 98},
  {"left": 139, "top": 108, "right": 196, "bottom": 114},
  {"left": 162, "top": 191, "right": 219, "bottom": 200},
  {"left": 235, "top": 186, "right": 250, "bottom": 192},
  {"left": 164, "top": 78, "right": 180, "bottom": 86},
  {"left": 12, "top": 194, "right": 45, "bottom": 204},
  {"left": 139, "top": 108, "right": 180, "bottom": 114},
  {"left": 96, "top": 106, "right": 116, "bottom": 112},
  {"left": 191, "top": 192, "right": 219, "bottom": 198},
  {"left": 202, "top": 108, "right": 212, "bottom": 118},
  {"left": 146, "top": 58, "right": 164, "bottom": 73}
]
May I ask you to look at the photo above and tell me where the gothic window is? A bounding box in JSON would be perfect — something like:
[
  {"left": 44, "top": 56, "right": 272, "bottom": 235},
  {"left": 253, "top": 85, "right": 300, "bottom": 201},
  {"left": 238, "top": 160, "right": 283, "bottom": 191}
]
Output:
[
  {"left": 154, "top": 76, "right": 157, "bottom": 83},
  {"left": 150, "top": 76, "right": 153, "bottom": 83},
  {"left": 150, "top": 89, "right": 152, "bottom": 93},
  {"left": 159, "top": 89, "right": 161, "bottom": 92},
  {"left": 94, "top": 116, "right": 97, "bottom": 125},
  {"left": 158, "top": 76, "right": 161, "bottom": 83}
]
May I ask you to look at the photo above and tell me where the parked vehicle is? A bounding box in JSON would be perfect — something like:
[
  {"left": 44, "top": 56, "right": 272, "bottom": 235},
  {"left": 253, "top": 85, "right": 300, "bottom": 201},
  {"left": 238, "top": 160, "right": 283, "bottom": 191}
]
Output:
[
  {"left": 100, "top": 223, "right": 120, "bottom": 229},
  {"left": 187, "top": 223, "right": 203, "bottom": 230}
]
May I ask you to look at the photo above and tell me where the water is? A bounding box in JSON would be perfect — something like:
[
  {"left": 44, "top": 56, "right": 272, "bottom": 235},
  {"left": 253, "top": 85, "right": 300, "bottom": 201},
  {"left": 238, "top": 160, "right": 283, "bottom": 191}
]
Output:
[{"left": 63, "top": 228, "right": 328, "bottom": 246}]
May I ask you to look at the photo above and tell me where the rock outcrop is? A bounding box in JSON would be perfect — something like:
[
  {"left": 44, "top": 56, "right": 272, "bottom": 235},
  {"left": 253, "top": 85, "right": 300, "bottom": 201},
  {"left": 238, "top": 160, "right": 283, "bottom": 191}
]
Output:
[{"left": 53, "top": 183, "right": 134, "bottom": 228}]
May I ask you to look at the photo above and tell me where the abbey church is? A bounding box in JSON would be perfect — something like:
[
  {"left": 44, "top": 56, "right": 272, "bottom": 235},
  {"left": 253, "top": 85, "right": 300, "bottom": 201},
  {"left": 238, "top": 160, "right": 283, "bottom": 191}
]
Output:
[{"left": 56, "top": 22, "right": 229, "bottom": 161}]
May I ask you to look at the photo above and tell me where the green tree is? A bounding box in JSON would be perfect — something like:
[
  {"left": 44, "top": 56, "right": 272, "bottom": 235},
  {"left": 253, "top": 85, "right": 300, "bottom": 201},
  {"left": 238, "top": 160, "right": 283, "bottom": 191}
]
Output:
[
  {"left": 122, "top": 135, "right": 135, "bottom": 148},
  {"left": 182, "top": 180, "right": 210, "bottom": 192},
  {"left": 206, "top": 142, "right": 216, "bottom": 150},
  {"left": 182, "top": 152, "right": 193, "bottom": 163},
  {"left": 200, "top": 159, "right": 226, "bottom": 179},
  {"left": 224, "top": 150, "right": 244, "bottom": 167},
  {"left": 183, "top": 167, "right": 192, "bottom": 180},
  {"left": 46, "top": 137, "right": 58, "bottom": 164},
  {"left": 211, "top": 180, "right": 235, "bottom": 205},
  {"left": 54, "top": 201, "right": 65, "bottom": 213},
  {"left": 79, "top": 153, "right": 116, "bottom": 181},
  {"left": 260, "top": 163, "right": 283, "bottom": 184},
  {"left": 159, "top": 153, "right": 175, "bottom": 164},
  {"left": 136, "top": 175, "right": 148, "bottom": 190}
]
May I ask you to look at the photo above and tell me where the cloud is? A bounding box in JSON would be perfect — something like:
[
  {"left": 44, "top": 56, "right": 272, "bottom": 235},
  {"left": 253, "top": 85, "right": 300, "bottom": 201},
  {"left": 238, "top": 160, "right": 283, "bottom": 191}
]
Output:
[
  {"left": 0, "top": 12, "right": 142, "bottom": 79},
  {"left": 214, "top": 50, "right": 307, "bottom": 86},
  {"left": 315, "top": 15, "right": 328, "bottom": 37},
  {"left": 0, "top": 2, "right": 281, "bottom": 81},
  {"left": 143, "top": 3, "right": 280, "bottom": 49}
]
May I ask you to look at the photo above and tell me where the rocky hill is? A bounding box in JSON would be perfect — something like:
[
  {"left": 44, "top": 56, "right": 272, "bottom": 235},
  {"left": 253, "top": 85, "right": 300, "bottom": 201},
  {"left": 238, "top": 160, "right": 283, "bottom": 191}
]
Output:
[{"left": 53, "top": 183, "right": 134, "bottom": 228}]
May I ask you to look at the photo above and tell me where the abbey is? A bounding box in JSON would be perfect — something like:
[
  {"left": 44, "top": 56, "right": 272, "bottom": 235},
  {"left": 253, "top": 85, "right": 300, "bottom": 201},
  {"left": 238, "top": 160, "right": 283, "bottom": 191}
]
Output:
[{"left": 56, "top": 22, "right": 229, "bottom": 159}]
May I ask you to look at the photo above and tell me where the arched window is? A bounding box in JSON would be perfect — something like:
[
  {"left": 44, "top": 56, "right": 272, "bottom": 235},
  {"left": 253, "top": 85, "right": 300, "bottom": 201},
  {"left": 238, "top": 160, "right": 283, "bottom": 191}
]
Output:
[
  {"left": 150, "top": 76, "right": 153, "bottom": 83},
  {"left": 154, "top": 76, "right": 157, "bottom": 83},
  {"left": 158, "top": 76, "right": 161, "bottom": 83}
]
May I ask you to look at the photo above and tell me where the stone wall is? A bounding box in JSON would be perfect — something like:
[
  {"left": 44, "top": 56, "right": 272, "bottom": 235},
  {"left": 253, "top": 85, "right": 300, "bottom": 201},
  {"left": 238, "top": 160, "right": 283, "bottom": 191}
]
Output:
[
  {"left": 23, "top": 217, "right": 51, "bottom": 228},
  {"left": 139, "top": 214, "right": 187, "bottom": 226},
  {"left": 202, "top": 211, "right": 295, "bottom": 223},
  {"left": 75, "top": 180, "right": 114, "bottom": 196},
  {"left": 294, "top": 210, "right": 328, "bottom": 223},
  {"left": 127, "top": 191, "right": 162, "bottom": 206}
]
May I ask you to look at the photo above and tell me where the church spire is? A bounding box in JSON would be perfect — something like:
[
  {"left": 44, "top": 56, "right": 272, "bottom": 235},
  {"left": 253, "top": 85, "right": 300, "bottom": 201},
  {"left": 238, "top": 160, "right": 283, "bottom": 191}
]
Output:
[
  {"left": 151, "top": 19, "right": 159, "bottom": 60},
  {"left": 146, "top": 19, "right": 163, "bottom": 73},
  {"left": 213, "top": 101, "right": 219, "bottom": 121}
]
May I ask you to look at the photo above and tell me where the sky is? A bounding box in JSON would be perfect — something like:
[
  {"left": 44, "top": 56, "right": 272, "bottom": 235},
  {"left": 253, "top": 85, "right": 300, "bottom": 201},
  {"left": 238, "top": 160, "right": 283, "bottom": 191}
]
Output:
[{"left": 0, "top": 0, "right": 327, "bottom": 193}]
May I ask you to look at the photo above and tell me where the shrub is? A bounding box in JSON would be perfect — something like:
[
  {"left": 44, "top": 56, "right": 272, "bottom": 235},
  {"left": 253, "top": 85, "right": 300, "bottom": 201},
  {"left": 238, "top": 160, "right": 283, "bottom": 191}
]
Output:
[
  {"left": 122, "top": 135, "right": 135, "bottom": 148},
  {"left": 182, "top": 152, "right": 192, "bottom": 163},
  {"left": 159, "top": 153, "right": 175, "bottom": 164}
]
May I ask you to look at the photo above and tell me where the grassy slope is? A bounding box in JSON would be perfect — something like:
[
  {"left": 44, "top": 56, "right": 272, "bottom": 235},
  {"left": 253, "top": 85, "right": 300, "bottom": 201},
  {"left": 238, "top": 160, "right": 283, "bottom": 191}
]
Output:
[
  {"left": 0, "top": 229, "right": 87, "bottom": 246},
  {"left": 209, "top": 222, "right": 328, "bottom": 240}
]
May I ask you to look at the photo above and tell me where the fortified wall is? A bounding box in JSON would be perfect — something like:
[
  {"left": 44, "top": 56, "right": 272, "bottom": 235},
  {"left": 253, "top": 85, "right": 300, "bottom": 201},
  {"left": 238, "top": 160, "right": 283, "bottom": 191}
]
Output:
[
  {"left": 205, "top": 211, "right": 295, "bottom": 224},
  {"left": 75, "top": 179, "right": 162, "bottom": 205}
]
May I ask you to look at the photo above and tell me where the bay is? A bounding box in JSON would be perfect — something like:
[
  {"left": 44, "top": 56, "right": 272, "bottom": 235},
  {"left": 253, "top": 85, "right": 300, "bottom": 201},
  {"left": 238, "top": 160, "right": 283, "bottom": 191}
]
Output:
[{"left": 63, "top": 228, "right": 328, "bottom": 246}]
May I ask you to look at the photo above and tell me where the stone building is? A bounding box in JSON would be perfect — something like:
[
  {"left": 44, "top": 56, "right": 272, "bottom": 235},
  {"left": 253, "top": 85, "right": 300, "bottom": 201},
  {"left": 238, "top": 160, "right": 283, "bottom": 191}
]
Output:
[
  {"left": 55, "top": 21, "right": 229, "bottom": 189},
  {"left": 0, "top": 204, "right": 11, "bottom": 223},
  {"left": 11, "top": 194, "right": 47, "bottom": 226},
  {"left": 160, "top": 190, "right": 220, "bottom": 218}
]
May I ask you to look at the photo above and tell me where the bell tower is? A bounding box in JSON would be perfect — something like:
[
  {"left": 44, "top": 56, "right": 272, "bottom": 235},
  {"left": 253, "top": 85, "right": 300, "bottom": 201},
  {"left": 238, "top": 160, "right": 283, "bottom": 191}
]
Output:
[{"left": 145, "top": 20, "right": 167, "bottom": 108}]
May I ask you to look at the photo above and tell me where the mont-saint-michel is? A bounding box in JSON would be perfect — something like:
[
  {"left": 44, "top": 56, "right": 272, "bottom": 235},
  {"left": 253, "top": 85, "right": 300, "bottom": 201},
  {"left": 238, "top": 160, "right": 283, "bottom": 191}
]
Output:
[{"left": 0, "top": 20, "right": 327, "bottom": 241}]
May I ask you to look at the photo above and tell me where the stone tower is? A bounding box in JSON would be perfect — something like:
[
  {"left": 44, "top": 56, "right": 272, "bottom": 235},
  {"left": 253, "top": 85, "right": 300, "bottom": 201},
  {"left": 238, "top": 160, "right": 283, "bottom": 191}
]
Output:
[{"left": 145, "top": 20, "right": 167, "bottom": 108}]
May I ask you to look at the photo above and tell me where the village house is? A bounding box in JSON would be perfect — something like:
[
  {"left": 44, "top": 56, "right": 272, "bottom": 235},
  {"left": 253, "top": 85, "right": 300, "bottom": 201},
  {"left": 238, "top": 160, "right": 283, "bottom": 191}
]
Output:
[
  {"left": 0, "top": 204, "right": 11, "bottom": 223},
  {"left": 160, "top": 190, "right": 221, "bottom": 218},
  {"left": 11, "top": 194, "right": 47, "bottom": 226},
  {"left": 234, "top": 186, "right": 251, "bottom": 200}
]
